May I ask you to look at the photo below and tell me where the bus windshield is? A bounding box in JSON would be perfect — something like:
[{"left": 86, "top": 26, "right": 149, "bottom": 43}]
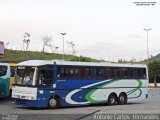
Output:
[
  {"left": 14, "top": 66, "right": 37, "bottom": 86},
  {"left": 0, "top": 65, "right": 8, "bottom": 77}
]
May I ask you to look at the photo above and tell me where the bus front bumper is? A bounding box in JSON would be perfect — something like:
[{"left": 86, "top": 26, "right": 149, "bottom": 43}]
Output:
[{"left": 12, "top": 98, "right": 48, "bottom": 108}]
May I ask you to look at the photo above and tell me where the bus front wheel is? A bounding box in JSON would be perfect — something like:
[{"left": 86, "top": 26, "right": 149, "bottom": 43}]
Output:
[
  {"left": 117, "top": 93, "right": 127, "bottom": 105},
  {"left": 48, "top": 97, "right": 59, "bottom": 108}
]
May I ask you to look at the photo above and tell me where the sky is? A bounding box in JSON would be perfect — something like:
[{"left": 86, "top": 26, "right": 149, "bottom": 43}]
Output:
[{"left": 0, "top": 0, "right": 160, "bottom": 61}]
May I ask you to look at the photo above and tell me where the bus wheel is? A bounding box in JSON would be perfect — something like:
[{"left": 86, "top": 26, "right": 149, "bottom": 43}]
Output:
[
  {"left": 48, "top": 97, "right": 59, "bottom": 108},
  {"left": 108, "top": 93, "right": 117, "bottom": 105},
  {"left": 118, "top": 93, "right": 127, "bottom": 105}
]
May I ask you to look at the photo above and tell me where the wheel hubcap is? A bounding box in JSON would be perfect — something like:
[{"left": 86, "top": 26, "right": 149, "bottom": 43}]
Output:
[
  {"left": 49, "top": 98, "right": 57, "bottom": 107},
  {"left": 120, "top": 96, "right": 125, "bottom": 102},
  {"left": 110, "top": 96, "right": 115, "bottom": 104}
]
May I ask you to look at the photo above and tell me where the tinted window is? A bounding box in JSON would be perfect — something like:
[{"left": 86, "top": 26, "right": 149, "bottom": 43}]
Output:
[
  {"left": 134, "top": 68, "right": 146, "bottom": 79},
  {"left": 96, "top": 68, "right": 105, "bottom": 77},
  {"left": 57, "top": 66, "right": 146, "bottom": 80},
  {"left": 57, "top": 66, "right": 92, "bottom": 80},
  {"left": 106, "top": 68, "right": 113, "bottom": 78},
  {"left": 106, "top": 68, "right": 121, "bottom": 79},
  {"left": 129, "top": 68, "right": 134, "bottom": 78},
  {"left": 121, "top": 68, "right": 129, "bottom": 78},
  {"left": 57, "top": 66, "right": 75, "bottom": 79},
  {"left": 113, "top": 68, "right": 121, "bottom": 78},
  {"left": 82, "top": 67, "right": 91, "bottom": 78},
  {"left": 75, "top": 67, "right": 82, "bottom": 78}
]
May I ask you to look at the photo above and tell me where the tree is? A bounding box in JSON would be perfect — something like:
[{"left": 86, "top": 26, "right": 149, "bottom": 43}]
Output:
[
  {"left": 48, "top": 44, "right": 59, "bottom": 54},
  {"left": 148, "top": 60, "right": 160, "bottom": 88},
  {"left": 66, "top": 41, "right": 76, "bottom": 55},
  {"left": 23, "top": 32, "right": 30, "bottom": 51},
  {"left": 41, "top": 35, "right": 53, "bottom": 53}
]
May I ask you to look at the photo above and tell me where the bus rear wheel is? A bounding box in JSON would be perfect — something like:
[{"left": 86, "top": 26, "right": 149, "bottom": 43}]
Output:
[
  {"left": 117, "top": 93, "right": 127, "bottom": 105},
  {"left": 108, "top": 94, "right": 117, "bottom": 105},
  {"left": 48, "top": 97, "right": 59, "bottom": 108}
]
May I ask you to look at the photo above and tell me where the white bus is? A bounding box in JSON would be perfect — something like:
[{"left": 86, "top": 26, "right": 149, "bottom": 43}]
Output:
[{"left": 12, "top": 60, "right": 148, "bottom": 108}]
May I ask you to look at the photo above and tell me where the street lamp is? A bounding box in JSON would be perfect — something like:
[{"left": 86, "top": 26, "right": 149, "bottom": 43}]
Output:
[
  {"left": 60, "top": 33, "right": 66, "bottom": 60},
  {"left": 144, "top": 28, "right": 151, "bottom": 63}
]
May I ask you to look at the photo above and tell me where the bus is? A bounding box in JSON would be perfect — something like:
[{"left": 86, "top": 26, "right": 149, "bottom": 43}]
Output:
[
  {"left": 0, "top": 63, "right": 16, "bottom": 98},
  {"left": 0, "top": 63, "right": 10, "bottom": 98},
  {"left": 12, "top": 60, "right": 148, "bottom": 108}
]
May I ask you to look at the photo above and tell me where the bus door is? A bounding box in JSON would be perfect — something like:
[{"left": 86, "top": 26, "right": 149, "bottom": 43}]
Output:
[{"left": 38, "top": 65, "right": 54, "bottom": 87}]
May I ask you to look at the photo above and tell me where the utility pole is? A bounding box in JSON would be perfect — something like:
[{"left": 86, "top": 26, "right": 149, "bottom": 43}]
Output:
[
  {"left": 60, "top": 33, "right": 66, "bottom": 60},
  {"left": 144, "top": 28, "right": 151, "bottom": 63}
]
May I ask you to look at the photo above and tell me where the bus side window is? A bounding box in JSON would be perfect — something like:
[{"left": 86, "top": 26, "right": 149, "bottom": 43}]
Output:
[
  {"left": 134, "top": 69, "right": 139, "bottom": 79},
  {"left": 121, "top": 68, "right": 128, "bottom": 79},
  {"left": 69, "top": 67, "right": 74, "bottom": 77},
  {"left": 95, "top": 67, "right": 105, "bottom": 79},
  {"left": 142, "top": 68, "right": 146, "bottom": 79},
  {"left": 136, "top": 68, "right": 146, "bottom": 79},
  {"left": 112, "top": 68, "right": 121, "bottom": 79},
  {"left": 84, "top": 68, "right": 91, "bottom": 79},
  {"left": 129, "top": 68, "right": 134, "bottom": 79},
  {"left": 106, "top": 68, "right": 113, "bottom": 79},
  {"left": 38, "top": 70, "right": 45, "bottom": 85},
  {"left": 61, "top": 67, "right": 65, "bottom": 77},
  {"left": 57, "top": 66, "right": 73, "bottom": 80},
  {"left": 57, "top": 66, "right": 62, "bottom": 78},
  {"left": 80, "top": 67, "right": 90, "bottom": 79},
  {"left": 75, "top": 67, "right": 81, "bottom": 78}
]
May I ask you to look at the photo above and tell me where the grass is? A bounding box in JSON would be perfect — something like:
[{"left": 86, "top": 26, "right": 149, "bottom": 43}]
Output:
[{"left": 0, "top": 49, "right": 99, "bottom": 63}]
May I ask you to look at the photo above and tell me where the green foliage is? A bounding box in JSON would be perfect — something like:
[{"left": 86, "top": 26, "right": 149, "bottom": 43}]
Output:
[
  {"left": 67, "top": 55, "right": 98, "bottom": 62},
  {"left": 148, "top": 60, "right": 160, "bottom": 87},
  {"left": 148, "top": 60, "right": 160, "bottom": 78},
  {"left": 152, "top": 54, "right": 160, "bottom": 60},
  {"left": 0, "top": 49, "right": 98, "bottom": 63}
]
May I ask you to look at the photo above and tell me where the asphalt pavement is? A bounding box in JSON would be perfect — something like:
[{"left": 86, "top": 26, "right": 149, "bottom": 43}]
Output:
[{"left": 0, "top": 88, "right": 160, "bottom": 120}]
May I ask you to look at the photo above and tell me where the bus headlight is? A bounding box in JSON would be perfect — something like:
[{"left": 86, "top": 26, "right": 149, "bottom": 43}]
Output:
[
  {"left": 26, "top": 96, "right": 36, "bottom": 100},
  {"left": 12, "top": 94, "right": 36, "bottom": 100}
]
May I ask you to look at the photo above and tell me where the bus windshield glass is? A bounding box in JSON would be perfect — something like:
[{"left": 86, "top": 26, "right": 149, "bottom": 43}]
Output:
[
  {"left": 0, "top": 65, "right": 8, "bottom": 77},
  {"left": 14, "top": 66, "right": 37, "bottom": 86}
]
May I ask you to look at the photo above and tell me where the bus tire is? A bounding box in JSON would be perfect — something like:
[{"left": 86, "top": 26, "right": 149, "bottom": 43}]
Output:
[
  {"left": 108, "top": 93, "right": 117, "bottom": 105},
  {"left": 118, "top": 93, "right": 127, "bottom": 105},
  {"left": 48, "top": 97, "right": 59, "bottom": 108}
]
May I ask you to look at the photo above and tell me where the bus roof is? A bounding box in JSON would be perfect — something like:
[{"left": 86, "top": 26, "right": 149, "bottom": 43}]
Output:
[
  {"left": 17, "top": 60, "right": 147, "bottom": 68},
  {"left": 0, "top": 63, "right": 10, "bottom": 66}
]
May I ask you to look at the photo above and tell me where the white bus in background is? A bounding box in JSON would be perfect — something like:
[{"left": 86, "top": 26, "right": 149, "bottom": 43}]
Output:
[{"left": 12, "top": 60, "right": 148, "bottom": 108}]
